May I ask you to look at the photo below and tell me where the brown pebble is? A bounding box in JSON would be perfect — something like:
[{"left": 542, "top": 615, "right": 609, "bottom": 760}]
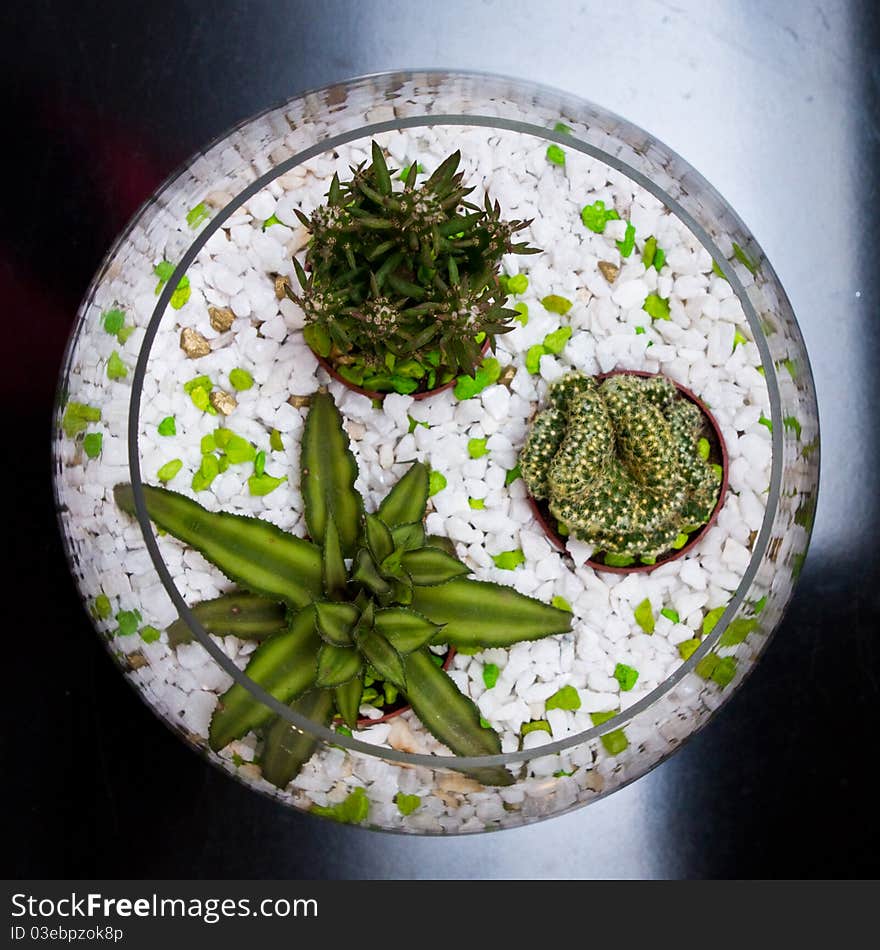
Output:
[
  {"left": 180, "top": 327, "right": 211, "bottom": 358},
  {"left": 209, "top": 390, "right": 238, "bottom": 415},
  {"left": 598, "top": 261, "right": 620, "bottom": 283},
  {"left": 582, "top": 769, "right": 604, "bottom": 792},
  {"left": 499, "top": 365, "right": 517, "bottom": 387},
  {"left": 204, "top": 190, "right": 234, "bottom": 209},
  {"left": 127, "top": 653, "right": 148, "bottom": 670},
  {"left": 434, "top": 790, "right": 462, "bottom": 809},
  {"left": 208, "top": 305, "right": 235, "bottom": 332},
  {"left": 437, "top": 772, "right": 483, "bottom": 794},
  {"left": 238, "top": 762, "right": 262, "bottom": 782},
  {"left": 274, "top": 275, "right": 292, "bottom": 299},
  {"left": 288, "top": 394, "right": 312, "bottom": 409}
]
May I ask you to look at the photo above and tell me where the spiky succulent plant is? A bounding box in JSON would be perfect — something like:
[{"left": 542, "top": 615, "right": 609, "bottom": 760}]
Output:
[
  {"left": 520, "top": 373, "right": 722, "bottom": 563},
  {"left": 286, "top": 141, "right": 538, "bottom": 393},
  {"left": 115, "top": 393, "right": 570, "bottom": 788}
]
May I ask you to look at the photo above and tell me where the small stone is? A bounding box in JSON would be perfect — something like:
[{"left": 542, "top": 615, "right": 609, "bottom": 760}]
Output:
[
  {"left": 598, "top": 261, "right": 619, "bottom": 283},
  {"left": 209, "top": 390, "right": 238, "bottom": 415},
  {"left": 180, "top": 327, "right": 211, "bottom": 358},
  {"left": 127, "top": 653, "right": 148, "bottom": 670},
  {"left": 208, "top": 306, "right": 235, "bottom": 332},
  {"left": 274, "top": 275, "right": 292, "bottom": 299},
  {"left": 238, "top": 762, "right": 262, "bottom": 782},
  {"left": 204, "top": 190, "right": 234, "bottom": 208},
  {"left": 499, "top": 365, "right": 517, "bottom": 387},
  {"left": 288, "top": 394, "right": 312, "bottom": 409},
  {"left": 435, "top": 789, "right": 463, "bottom": 809},
  {"left": 437, "top": 771, "right": 483, "bottom": 794},
  {"left": 582, "top": 769, "right": 604, "bottom": 792}
]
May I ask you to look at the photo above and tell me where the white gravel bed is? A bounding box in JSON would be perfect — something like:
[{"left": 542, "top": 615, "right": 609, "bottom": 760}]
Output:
[{"left": 56, "top": 112, "right": 775, "bottom": 833}]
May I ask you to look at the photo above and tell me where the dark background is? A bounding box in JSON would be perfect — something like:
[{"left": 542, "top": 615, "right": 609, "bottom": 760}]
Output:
[{"left": 3, "top": 0, "right": 878, "bottom": 879}]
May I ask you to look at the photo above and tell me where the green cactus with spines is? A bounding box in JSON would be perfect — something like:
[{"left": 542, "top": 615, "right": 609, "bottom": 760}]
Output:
[
  {"left": 517, "top": 406, "right": 566, "bottom": 498},
  {"left": 287, "top": 141, "right": 539, "bottom": 392},
  {"left": 115, "top": 392, "right": 571, "bottom": 791},
  {"left": 547, "top": 387, "right": 614, "bottom": 501},
  {"left": 548, "top": 372, "right": 597, "bottom": 410},
  {"left": 520, "top": 372, "right": 722, "bottom": 560}
]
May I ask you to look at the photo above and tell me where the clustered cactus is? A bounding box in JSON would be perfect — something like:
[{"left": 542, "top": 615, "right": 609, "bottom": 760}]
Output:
[
  {"left": 115, "top": 392, "right": 570, "bottom": 788},
  {"left": 520, "top": 373, "right": 722, "bottom": 563},
  {"left": 286, "top": 141, "right": 538, "bottom": 393}
]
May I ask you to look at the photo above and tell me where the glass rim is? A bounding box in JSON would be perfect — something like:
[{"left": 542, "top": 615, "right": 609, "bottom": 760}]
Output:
[{"left": 114, "top": 70, "right": 808, "bottom": 771}]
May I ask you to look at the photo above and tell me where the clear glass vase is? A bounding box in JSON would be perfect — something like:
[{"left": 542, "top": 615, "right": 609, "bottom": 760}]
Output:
[{"left": 53, "top": 70, "right": 819, "bottom": 834}]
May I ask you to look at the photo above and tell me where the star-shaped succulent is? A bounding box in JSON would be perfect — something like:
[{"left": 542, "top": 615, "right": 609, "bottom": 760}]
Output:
[{"left": 115, "top": 392, "right": 571, "bottom": 788}]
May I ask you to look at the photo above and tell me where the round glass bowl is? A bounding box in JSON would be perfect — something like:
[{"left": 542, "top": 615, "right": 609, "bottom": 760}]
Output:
[{"left": 53, "top": 70, "right": 819, "bottom": 834}]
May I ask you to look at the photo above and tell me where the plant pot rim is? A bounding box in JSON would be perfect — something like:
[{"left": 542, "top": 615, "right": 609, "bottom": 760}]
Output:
[
  {"left": 313, "top": 339, "right": 492, "bottom": 402},
  {"left": 525, "top": 368, "right": 730, "bottom": 575},
  {"left": 337, "top": 646, "right": 456, "bottom": 728}
]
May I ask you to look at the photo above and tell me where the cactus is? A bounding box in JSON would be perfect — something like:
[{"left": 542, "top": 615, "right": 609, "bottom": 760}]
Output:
[
  {"left": 287, "top": 142, "right": 539, "bottom": 394},
  {"left": 115, "top": 392, "right": 570, "bottom": 789},
  {"left": 520, "top": 373, "right": 722, "bottom": 560}
]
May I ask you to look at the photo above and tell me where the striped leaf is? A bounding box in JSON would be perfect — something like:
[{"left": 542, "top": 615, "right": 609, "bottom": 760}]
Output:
[
  {"left": 376, "top": 462, "right": 429, "bottom": 527},
  {"left": 260, "top": 689, "right": 335, "bottom": 789},
  {"left": 301, "top": 392, "right": 363, "bottom": 557},
  {"left": 411, "top": 578, "right": 572, "bottom": 648},
  {"left": 208, "top": 606, "right": 319, "bottom": 751},
  {"left": 402, "top": 547, "right": 470, "bottom": 586},
  {"left": 114, "top": 484, "right": 321, "bottom": 610},
  {"left": 403, "top": 649, "right": 513, "bottom": 786},
  {"left": 374, "top": 607, "right": 440, "bottom": 654},
  {"left": 167, "top": 591, "right": 286, "bottom": 647}
]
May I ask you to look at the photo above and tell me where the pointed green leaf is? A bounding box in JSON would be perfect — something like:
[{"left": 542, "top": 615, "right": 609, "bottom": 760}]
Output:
[
  {"left": 426, "top": 534, "right": 457, "bottom": 556},
  {"left": 402, "top": 547, "right": 470, "bottom": 586},
  {"left": 379, "top": 548, "right": 404, "bottom": 578},
  {"left": 301, "top": 392, "right": 363, "bottom": 557},
  {"left": 358, "top": 599, "right": 375, "bottom": 629},
  {"left": 376, "top": 462, "right": 429, "bottom": 528},
  {"left": 314, "top": 601, "right": 360, "bottom": 646},
  {"left": 352, "top": 548, "right": 391, "bottom": 595},
  {"left": 391, "top": 579, "right": 413, "bottom": 605},
  {"left": 374, "top": 607, "right": 441, "bottom": 654},
  {"left": 322, "top": 515, "right": 347, "bottom": 600},
  {"left": 390, "top": 522, "right": 425, "bottom": 552},
  {"left": 303, "top": 322, "right": 331, "bottom": 357},
  {"left": 403, "top": 649, "right": 512, "bottom": 786},
  {"left": 357, "top": 628, "right": 406, "bottom": 688},
  {"left": 208, "top": 607, "right": 319, "bottom": 751},
  {"left": 114, "top": 484, "right": 322, "bottom": 610},
  {"left": 411, "top": 578, "right": 572, "bottom": 648},
  {"left": 260, "top": 688, "right": 335, "bottom": 789},
  {"left": 365, "top": 513, "right": 394, "bottom": 562},
  {"left": 426, "top": 149, "right": 461, "bottom": 188},
  {"left": 334, "top": 676, "right": 364, "bottom": 729},
  {"left": 167, "top": 591, "right": 286, "bottom": 647},
  {"left": 371, "top": 140, "right": 392, "bottom": 196},
  {"left": 316, "top": 643, "right": 363, "bottom": 687}
]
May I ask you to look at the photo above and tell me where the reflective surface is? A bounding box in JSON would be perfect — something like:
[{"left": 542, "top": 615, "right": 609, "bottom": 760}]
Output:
[{"left": 4, "top": 0, "right": 878, "bottom": 875}]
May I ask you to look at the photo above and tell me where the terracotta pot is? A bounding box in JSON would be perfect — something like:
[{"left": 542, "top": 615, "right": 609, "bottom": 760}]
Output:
[
  {"left": 343, "top": 647, "right": 456, "bottom": 728},
  {"left": 525, "top": 369, "right": 729, "bottom": 575},
  {"left": 313, "top": 339, "right": 492, "bottom": 402}
]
